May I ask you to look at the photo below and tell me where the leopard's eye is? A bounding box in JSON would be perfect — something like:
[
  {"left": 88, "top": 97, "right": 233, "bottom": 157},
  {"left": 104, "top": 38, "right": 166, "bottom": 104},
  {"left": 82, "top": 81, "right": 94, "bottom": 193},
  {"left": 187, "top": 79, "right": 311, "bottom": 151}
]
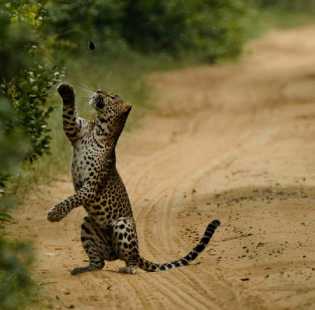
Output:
[{"left": 95, "top": 96, "right": 105, "bottom": 109}]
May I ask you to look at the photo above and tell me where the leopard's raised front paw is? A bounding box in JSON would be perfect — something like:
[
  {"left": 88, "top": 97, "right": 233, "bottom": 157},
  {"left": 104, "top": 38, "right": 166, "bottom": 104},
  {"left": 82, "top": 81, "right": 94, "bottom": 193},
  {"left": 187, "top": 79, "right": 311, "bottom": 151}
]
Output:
[
  {"left": 47, "top": 207, "right": 64, "bottom": 222},
  {"left": 57, "top": 83, "right": 74, "bottom": 100}
]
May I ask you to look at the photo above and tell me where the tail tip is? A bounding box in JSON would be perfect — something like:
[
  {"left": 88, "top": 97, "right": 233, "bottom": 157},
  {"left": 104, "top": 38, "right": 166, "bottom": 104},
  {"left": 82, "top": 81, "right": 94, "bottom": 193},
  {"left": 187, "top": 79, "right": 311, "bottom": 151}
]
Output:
[{"left": 211, "top": 219, "right": 221, "bottom": 228}]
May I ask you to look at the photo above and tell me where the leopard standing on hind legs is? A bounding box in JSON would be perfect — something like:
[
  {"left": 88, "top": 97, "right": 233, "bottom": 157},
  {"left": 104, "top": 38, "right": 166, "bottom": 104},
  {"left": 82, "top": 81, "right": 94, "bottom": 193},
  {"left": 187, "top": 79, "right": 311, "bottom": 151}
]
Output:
[{"left": 47, "top": 83, "right": 221, "bottom": 275}]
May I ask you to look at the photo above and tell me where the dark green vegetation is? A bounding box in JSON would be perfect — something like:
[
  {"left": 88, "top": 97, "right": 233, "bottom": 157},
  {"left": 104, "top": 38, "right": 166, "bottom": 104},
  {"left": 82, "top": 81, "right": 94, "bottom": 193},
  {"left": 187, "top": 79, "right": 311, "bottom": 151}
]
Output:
[
  {"left": 0, "top": 3, "right": 45, "bottom": 309},
  {"left": 253, "top": 0, "right": 315, "bottom": 31},
  {"left": 0, "top": 4, "right": 36, "bottom": 309},
  {"left": 255, "top": 0, "right": 315, "bottom": 10},
  {"left": 0, "top": 0, "right": 314, "bottom": 308},
  {"left": 0, "top": 102, "right": 34, "bottom": 310},
  {"left": 44, "top": 0, "right": 251, "bottom": 61},
  {"left": 0, "top": 2, "right": 62, "bottom": 163}
]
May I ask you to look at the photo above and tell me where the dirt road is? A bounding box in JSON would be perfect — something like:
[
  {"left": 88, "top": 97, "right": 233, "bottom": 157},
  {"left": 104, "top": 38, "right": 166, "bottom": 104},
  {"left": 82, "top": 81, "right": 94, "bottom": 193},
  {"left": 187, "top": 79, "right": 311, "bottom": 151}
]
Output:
[{"left": 10, "top": 26, "right": 315, "bottom": 309}]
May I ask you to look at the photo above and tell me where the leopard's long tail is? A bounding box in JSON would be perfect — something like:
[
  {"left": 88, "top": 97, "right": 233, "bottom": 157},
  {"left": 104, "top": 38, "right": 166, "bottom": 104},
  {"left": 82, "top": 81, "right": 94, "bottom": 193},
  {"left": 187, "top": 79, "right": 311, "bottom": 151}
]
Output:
[{"left": 138, "top": 219, "right": 220, "bottom": 272}]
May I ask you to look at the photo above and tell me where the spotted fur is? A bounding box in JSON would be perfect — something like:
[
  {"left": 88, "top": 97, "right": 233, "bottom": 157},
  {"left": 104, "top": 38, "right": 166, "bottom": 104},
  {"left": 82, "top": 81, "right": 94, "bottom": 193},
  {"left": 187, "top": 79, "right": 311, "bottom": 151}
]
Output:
[{"left": 47, "top": 83, "right": 221, "bottom": 275}]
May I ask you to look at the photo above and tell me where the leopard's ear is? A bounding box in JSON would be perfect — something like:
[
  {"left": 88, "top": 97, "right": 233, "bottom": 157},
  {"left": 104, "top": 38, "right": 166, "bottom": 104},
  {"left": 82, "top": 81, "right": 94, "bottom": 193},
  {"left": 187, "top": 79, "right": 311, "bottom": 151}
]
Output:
[{"left": 122, "top": 104, "right": 132, "bottom": 115}]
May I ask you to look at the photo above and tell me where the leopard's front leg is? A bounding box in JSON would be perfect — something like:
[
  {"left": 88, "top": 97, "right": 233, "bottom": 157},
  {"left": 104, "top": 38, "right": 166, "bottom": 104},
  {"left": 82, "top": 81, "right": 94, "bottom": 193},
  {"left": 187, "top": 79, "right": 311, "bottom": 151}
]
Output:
[
  {"left": 47, "top": 155, "right": 111, "bottom": 222},
  {"left": 57, "top": 83, "right": 82, "bottom": 143},
  {"left": 47, "top": 185, "right": 90, "bottom": 222},
  {"left": 47, "top": 199, "right": 74, "bottom": 222}
]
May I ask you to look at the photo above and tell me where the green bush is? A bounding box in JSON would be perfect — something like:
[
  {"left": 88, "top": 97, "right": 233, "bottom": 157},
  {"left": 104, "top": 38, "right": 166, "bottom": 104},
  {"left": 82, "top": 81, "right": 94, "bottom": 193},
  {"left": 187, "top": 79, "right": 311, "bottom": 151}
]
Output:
[
  {"left": 43, "top": 0, "right": 127, "bottom": 52},
  {"left": 0, "top": 3, "right": 42, "bottom": 309},
  {"left": 0, "top": 101, "right": 33, "bottom": 310},
  {"left": 0, "top": 232, "right": 33, "bottom": 310},
  {"left": 122, "top": 0, "right": 250, "bottom": 61},
  {"left": 0, "top": 1, "right": 62, "bottom": 161},
  {"left": 3, "top": 66, "right": 62, "bottom": 161},
  {"left": 253, "top": 0, "right": 315, "bottom": 10},
  {"left": 44, "top": 0, "right": 252, "bottom": 62},
  {"left": 0, "top": 101, "right": 29, "bottom": 187}
]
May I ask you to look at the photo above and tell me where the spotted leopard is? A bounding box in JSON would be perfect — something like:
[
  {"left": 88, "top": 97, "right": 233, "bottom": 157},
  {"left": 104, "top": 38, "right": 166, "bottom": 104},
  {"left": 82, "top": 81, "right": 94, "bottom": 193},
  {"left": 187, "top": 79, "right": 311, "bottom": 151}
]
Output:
[{"left": 47, "top": 83, "right": 221, "bottom": 275}]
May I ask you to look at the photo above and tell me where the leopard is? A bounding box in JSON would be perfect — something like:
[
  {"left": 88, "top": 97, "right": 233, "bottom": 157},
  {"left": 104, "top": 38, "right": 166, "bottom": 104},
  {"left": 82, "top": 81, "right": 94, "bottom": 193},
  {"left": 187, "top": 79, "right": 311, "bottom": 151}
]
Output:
[{"left": 47, "top": 83, "right": 221, "bottom": 275}]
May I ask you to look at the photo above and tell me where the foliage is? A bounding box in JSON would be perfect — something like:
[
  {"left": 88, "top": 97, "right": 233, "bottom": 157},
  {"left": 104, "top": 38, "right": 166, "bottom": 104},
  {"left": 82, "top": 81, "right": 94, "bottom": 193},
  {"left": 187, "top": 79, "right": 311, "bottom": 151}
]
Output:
[
  {"left": 0, "top": 237, "right": 33, "bottom": 310},
  {"left": 3, "top": 66, "right": 62, "bottom": 161},
  {"left": 122, "top": 0, "right": 251, "bottom": 61},
  {"left": 254, "top": 0, "right": 315, "bottom": 10},
  {"left": 44, "top": 0, "right": 126, "bottom": 51},
  {"left": 0, "top": 100, "right": 33, "bottom": 310},
  {"left": 0, "top": 0, "right": 62, "bottom": 162},
  {"left": 0, "top": 102, "right": 29, "bottom": 187},
  {"left": 43, "top": 0, "right": 252, "bottom": 62},
  {"left": 0, "top": 1, "right": 49, "bottom": 308}
]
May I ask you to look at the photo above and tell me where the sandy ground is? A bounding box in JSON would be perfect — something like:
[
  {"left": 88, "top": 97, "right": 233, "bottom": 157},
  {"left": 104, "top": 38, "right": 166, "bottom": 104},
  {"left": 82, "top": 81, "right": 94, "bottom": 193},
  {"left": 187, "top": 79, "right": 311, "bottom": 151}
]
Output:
[{"left": 9, "top": 26, "right": 315, "bottom": 309}]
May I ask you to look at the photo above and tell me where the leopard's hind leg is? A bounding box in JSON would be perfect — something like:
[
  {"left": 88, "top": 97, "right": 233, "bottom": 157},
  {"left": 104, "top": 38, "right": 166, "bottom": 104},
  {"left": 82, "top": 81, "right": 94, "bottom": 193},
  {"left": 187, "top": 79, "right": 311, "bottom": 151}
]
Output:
[
  {"left": 71, "top": 216, "right": 117, "bottom": 275},
  {"left": 112, "top": 217, "right": 139, "bottom": 274}
]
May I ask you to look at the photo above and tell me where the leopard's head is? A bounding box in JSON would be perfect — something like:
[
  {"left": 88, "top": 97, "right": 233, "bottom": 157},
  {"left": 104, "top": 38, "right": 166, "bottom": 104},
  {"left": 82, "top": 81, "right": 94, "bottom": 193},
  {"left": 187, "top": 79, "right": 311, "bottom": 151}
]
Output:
[{"left": 89, "top": 89, "right": 131, "bottom": 145}]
